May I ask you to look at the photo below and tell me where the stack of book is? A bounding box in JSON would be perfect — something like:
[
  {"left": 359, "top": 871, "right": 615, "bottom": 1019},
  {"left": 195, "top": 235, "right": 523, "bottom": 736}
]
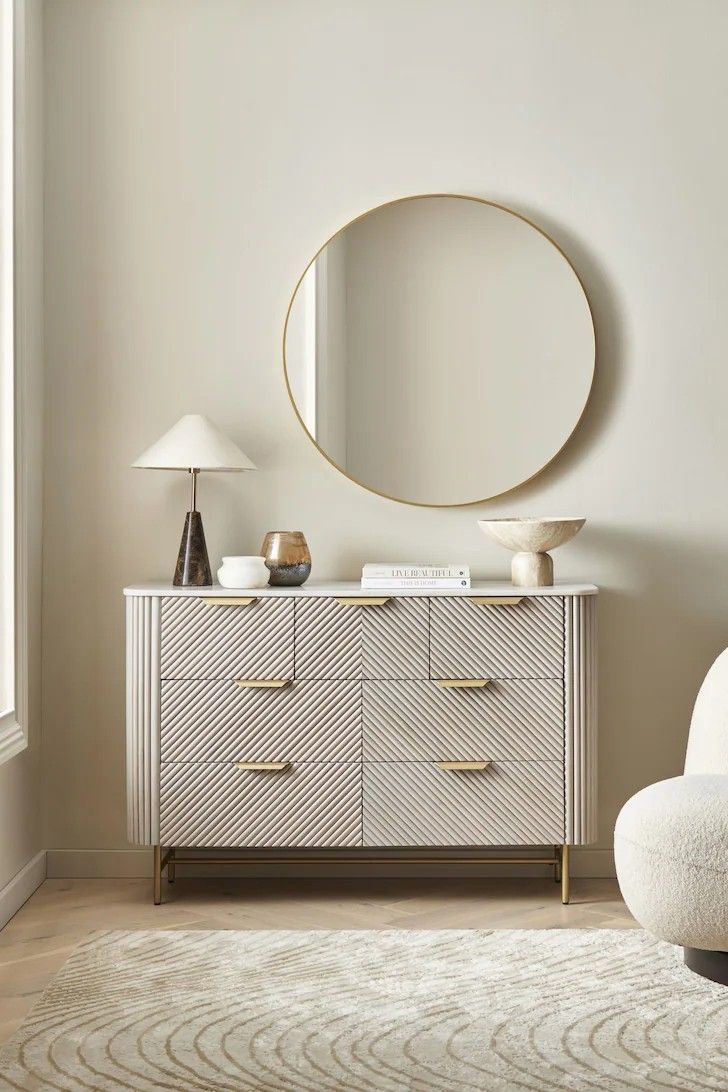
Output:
[{"left": 361, "top": 563, "right": 470, "bottom": 590}]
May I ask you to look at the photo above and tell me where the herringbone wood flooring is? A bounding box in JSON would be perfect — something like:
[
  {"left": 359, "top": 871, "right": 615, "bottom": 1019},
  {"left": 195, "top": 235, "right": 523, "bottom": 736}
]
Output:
[{"left": 0, "top": 877, "right": 635, "bottom": 1047}]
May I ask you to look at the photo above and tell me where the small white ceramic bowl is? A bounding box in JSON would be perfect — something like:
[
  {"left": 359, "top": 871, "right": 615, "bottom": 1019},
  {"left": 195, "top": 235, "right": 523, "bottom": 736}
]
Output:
[{"left": 217, "top": 555, "right": 270, "bottom": 589}]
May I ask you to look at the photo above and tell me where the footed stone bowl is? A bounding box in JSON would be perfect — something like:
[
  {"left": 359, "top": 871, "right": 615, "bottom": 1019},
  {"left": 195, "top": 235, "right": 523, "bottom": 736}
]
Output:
[{"left": 478, "top": 517, "right": 586, "bottom": 587}]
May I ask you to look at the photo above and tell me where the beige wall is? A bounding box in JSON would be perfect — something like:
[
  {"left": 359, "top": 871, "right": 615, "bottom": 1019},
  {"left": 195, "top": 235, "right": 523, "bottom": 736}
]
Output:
[
  {"left": 0, "top": 0, "right": 43, "bottom": 893},
  {"left": 42, "top": 0, "right": 728, "bottom": 874}
]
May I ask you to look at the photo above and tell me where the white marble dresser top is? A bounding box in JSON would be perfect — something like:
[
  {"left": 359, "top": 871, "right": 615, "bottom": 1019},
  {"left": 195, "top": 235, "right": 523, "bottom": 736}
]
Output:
[{"left": 124, "top": 581, "right": 598, "bottom": 598}]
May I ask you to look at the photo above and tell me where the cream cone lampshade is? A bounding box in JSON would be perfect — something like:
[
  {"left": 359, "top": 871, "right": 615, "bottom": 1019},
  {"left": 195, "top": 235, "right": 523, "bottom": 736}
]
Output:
[
  {"left": 132, "top": 415, "right": 256, "bottom": 587},
  {"left": 132, "top": 414, "right": 256, "bottom": 472}
]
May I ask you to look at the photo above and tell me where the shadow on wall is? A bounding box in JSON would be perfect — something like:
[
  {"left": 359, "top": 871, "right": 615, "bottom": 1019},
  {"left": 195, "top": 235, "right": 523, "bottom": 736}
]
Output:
[
  {"left": 589, "top": 524, "right": 728, "bottom": 841},
  {"left": 502, "top": 209, "right": 728, "bottom": 837},
  {"left": 487, "top": 199, "right": 625, "bottom": 502}
]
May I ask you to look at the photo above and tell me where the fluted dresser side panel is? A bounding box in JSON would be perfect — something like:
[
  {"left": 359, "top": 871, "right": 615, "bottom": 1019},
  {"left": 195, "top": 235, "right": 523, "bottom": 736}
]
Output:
[
  {"left": 126, "top": 595, "right": 160, "bottom": 844},
  {"left": 565, "top": 594, "right": 598, "bottom": 843}
]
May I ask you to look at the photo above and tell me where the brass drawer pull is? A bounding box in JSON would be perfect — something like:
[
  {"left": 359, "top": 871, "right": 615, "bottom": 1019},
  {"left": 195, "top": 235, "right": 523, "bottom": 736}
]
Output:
[
  {"left": 470, "top": 596, "right": 522, "bottom": 606},
  {"left": 235, "top": 679, "right": 291, "bottom": 689},
  {"left": 202, "top": 597, "right": 257, "bottom": 606},
  {"left": 235, "top": 761, "right": 291, "bottom": 771},
  {"left": 334, "top": 597, "right": 391, "bottom": 606},
  {"left": 435, "top": 679, "right": 490, "bottom": 689},
  {"left": 436, "top": 760, "right": 492, "bottom": 771}
]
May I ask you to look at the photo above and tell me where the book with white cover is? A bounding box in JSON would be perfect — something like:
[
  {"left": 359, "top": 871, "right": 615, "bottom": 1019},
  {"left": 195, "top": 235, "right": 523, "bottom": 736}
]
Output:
[
  {"left": 361, "top": 577, "right": 471, "bottom": 589},
  {"left": 362, "top": 563, "right": 469, "bottom": 579}
]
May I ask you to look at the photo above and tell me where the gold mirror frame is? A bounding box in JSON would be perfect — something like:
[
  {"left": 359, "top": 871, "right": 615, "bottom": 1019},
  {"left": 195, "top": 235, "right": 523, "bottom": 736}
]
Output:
[{"left": 282, "top": 193, "right": 596, "bottom": 508}]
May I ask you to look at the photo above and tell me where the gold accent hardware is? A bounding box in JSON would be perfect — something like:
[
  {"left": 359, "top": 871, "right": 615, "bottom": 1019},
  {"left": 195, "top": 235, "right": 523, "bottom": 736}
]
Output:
[
  {"left": 151, "top": 846, "right": 562, "bottom": 901},
  {"left": 235, "top": 761, "right": 291, "bottom": 771},
  {"left": 235, "top": 679, "right": 290, "bottom": 689},
  {"left": 471, "top": 596, "right": 523, "bottom": 605},
  {"left": 166, "top": 855, "right": 558, "bottom": 866},
  {"left": 334, "top": 597, "right": 390, "bottom": 606},
  {"left": 435, "top": 679, "right": 490, "bottom": 689},
  {"left": 201, "top": 597, "right": 256, "bottom": 606},
  {"left": 282, "top": 194, "right": 596, "bottom": 509},
  {"left": 561, "top": 843, "right": 570, "bottom": 904},
  {"left": 153, "top": 844, "right": 162, "bottom": 905},
  {"left": 436, "top": 760, "right": 492, "bottom": 771}
]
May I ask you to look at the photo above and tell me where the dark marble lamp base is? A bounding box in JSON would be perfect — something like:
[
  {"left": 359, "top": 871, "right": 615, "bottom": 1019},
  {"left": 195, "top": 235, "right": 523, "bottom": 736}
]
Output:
[{"left": 173, "top": 510, "right": 212, "bottom": 587}]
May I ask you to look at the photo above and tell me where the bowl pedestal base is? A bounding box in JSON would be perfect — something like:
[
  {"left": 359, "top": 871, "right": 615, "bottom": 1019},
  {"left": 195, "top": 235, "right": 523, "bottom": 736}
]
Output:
[{"left": 511, "top": 551, "right": 554, "bottom": 587}]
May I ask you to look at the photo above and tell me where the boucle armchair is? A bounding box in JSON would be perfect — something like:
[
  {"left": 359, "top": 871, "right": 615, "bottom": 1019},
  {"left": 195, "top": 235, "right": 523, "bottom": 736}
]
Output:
[{"left": 614, "top": 648, "right": 728, "bottom": 984}]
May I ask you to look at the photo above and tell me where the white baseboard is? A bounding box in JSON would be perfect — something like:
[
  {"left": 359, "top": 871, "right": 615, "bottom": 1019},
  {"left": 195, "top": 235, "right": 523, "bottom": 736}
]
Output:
[
  {"left": 46, "top": 847, "right": 615, "bottom": 880},
  {"left": 0, "top": 850, "right": 46, "bottom": 929}
]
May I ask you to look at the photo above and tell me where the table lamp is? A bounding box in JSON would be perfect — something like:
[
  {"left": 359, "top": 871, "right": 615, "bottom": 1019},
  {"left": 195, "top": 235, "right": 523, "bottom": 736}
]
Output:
[{"left": 132, "top": 414, "right": 256, "bottom": 586}]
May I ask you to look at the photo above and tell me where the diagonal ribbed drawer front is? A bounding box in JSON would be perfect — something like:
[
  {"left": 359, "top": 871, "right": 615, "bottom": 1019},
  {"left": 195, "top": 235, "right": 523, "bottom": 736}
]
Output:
[
  {"left": 161, "top": 679, "right": 361, "bottom": 762},
  {"left": 363, "top": 679, "right": 564, "bottom": 762},
  {"left": 295, "top": 596, "right": 428, "bottom": 680},
  {"left": 160, "top": 596, "right": 294, "bottom": 679},
  {"left": 363, "top": 761, "right": 564, "bottom": 846},
  {"left": 160, "top": 762, "right": 362, "bottom": 847},
  {"left": 430, "top": 597, "right": 564, "bottom": 679}
]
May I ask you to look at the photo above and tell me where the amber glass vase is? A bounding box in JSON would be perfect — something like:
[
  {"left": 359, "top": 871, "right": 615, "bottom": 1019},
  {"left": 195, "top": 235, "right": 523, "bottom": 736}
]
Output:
[{"left": 260, "top": 531, "right": 311, "bottom": 587}]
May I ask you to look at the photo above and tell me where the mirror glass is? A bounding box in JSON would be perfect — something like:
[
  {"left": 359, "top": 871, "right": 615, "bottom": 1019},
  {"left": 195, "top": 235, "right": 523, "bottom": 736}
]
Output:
[{"left": 284, "top": 195, "right": 594, "bottom": 506}]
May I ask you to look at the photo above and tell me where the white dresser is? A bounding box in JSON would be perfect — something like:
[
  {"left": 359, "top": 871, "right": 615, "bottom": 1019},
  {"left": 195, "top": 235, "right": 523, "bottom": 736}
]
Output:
[{"left": 125, "top": 582, "right": 597, "bottom": 904}]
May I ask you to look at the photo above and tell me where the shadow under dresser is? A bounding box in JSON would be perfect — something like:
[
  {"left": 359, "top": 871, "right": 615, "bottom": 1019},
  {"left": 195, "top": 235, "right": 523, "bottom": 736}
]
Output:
[{"left": 125, "top": 582, "right": 597, "bottom": 904}]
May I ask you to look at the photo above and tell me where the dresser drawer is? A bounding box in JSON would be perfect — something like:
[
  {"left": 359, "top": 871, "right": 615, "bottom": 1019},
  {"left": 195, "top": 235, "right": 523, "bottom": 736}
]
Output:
[
  {"left": 363, "top": 679, "right": 564, "bottom": 762},
  {"left": 161, "top": 679, "right": 361, "bottom": 762},
  {"left": 363, "top": 761, "right": 564, "bottom": 846},
  {"left": 160, "top": 762, "right": 362, "bottom": 847},
  {"left": 160, "top": 596, "right": 294, "bottom": 679},
  {"left": 430, "top": 596, "right": 564, "bottom": 679},
  {"left": 295, "top": 596, "right": 428, "bottom": 679}
]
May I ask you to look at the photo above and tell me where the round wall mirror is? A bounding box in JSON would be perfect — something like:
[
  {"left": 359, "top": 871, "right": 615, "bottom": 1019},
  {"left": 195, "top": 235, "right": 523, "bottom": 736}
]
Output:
[{"left": 284, "top": 195, "right": 595, "bottom": 506}]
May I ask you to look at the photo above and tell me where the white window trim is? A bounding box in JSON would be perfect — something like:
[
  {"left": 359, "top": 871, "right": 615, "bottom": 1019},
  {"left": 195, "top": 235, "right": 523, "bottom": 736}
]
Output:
[{"left": 0, "top": 0, "right": 29, "bottom": 764}]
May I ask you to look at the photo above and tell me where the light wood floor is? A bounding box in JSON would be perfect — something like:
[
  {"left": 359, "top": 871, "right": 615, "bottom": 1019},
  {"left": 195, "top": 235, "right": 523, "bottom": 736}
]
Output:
[{"left": 0, "top": 876, "right": 635, "bottom": 1048}]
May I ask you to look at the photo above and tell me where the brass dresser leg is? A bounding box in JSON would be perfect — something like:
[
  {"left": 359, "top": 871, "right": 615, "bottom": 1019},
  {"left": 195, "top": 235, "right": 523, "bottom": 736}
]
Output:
[
  {"left": 561, "top": 844, "right": 570, "bottom": 905},
  {"left": 153, "top": 844, "right": 162, "bottom": 905}
]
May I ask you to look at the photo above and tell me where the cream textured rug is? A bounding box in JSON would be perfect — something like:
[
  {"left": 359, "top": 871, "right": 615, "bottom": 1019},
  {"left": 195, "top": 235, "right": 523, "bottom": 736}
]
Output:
[{"left": 1, "top": 929, "right": 726, "bottom": 1091}]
